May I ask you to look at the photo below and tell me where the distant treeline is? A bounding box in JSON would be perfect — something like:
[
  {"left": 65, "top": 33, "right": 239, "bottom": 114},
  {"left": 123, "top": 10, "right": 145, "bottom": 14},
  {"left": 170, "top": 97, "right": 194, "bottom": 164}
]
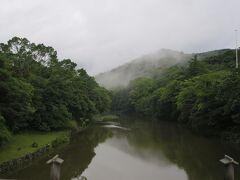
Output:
[
  {"left": 112, "top": 50, "right": 240, "bottom": 144},
  {"left": 0, "top": 37, "right": 111, "bottom": 145}
]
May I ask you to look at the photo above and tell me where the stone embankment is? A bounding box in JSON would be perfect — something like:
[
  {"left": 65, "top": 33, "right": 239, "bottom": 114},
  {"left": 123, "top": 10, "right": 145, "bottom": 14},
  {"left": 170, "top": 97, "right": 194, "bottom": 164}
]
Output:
[
  {"left": 0, "top": 125, "right": 87, "bottom": 175},
  {"left": 0, "top": 144, "right": 50, "bottom": 174}
]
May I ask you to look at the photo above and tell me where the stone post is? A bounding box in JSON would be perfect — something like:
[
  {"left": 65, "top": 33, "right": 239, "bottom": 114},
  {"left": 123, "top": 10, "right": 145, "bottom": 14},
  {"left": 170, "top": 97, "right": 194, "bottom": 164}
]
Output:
[
  {"left": 46, "top": 155, "right": 64, "bottom": 180},
  {"left": 220, "top": 155, "right": 239, "bottom": 180}
]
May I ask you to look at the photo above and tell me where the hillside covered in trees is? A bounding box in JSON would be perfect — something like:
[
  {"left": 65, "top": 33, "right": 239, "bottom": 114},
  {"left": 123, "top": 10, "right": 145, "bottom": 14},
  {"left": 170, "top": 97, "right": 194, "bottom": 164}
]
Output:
[
  {"left": 111, "top": 49, "right": 240, "bottom": 144},
  {"left": 96, "top": 49, "right": 192, "bottom": 89},
  {"left": 0, "top": 37, "right": 111, "bottom": 145}
]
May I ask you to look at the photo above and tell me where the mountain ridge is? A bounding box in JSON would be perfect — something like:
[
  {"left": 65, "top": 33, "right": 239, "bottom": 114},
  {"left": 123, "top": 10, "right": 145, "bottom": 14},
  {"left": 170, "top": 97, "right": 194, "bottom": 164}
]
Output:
[{"left": 95, "top": 48, "right": 231, "bottom": 89}]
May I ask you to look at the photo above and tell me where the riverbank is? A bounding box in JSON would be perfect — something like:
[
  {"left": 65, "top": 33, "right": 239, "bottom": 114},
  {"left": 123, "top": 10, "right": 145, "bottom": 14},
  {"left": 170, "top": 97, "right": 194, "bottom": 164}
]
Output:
[
  {"left": 0, "top": 130, "right": 71, "bottom": 175},
  {"left": 0, "top": 118, "right": 92, "bottom": 175},
  {"left": 0, "top": 115, "right": 112, "bottom": 175},
  {"left": 2, "top": 116, "right": 240, "bottom": 180},
  {"left": 5, "top": 117, "right": 239, "bottom": 180},
  {"left": 0, "top": 131, "right": 69, "bottom": 164},
  {"left": 93, "top": 114, "right": 119, "bottom": 122}
]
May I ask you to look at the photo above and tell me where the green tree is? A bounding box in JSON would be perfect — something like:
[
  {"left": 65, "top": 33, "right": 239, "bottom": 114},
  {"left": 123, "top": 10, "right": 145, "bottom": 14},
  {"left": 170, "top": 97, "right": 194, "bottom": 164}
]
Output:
[
  {"left": 0, "top": 37, "right": 111, "bottom": 137},
  {"left": 129, "top": 78, "right": 157, "bottom": 115}
]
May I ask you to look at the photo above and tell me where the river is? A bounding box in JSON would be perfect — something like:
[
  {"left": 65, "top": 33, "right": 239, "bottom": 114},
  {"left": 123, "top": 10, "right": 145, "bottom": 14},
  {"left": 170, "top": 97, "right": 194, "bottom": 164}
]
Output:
[{"left": 3, "top": 117, "right": 240, "bottom": 180}]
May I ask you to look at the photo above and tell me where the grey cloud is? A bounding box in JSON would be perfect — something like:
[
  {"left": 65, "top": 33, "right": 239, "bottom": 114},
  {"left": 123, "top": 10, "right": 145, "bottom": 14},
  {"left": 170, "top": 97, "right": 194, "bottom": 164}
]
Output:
[{"left": 0, "top": 0, "right": 239, "bottom": 75}]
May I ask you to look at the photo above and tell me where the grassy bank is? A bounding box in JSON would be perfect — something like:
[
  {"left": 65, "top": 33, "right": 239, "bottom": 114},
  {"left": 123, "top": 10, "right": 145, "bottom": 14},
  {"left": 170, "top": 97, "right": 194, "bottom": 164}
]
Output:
[{"left": 0, "top": 131, "right": 69, "bottom": 164}]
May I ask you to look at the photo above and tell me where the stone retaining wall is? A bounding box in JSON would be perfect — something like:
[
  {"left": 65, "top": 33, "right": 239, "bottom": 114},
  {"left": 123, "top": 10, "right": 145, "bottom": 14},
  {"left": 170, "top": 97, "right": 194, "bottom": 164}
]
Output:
[
  {"left": 0, "top": 126, "right": 88, "bottom": 175},
  {"left": 0, "top": 144, "right": 50, "bottom": 174}
]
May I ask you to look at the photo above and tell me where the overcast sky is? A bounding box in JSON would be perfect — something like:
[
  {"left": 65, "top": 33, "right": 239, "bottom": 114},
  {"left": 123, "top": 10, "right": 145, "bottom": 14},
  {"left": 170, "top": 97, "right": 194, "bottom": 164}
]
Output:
[{"left": 0, "top": 0, "right": 239, "bottom": 75}]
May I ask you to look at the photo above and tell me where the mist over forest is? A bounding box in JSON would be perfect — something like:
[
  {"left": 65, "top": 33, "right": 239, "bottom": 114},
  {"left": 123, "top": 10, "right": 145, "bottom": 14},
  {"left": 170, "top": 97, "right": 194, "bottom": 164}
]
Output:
[
  {"left": 1, "top": 1, "right": 240, "bottom": 179},
  {"left": 95, "top": 48, "right": 229, "bottom": 89},
  {"left": 95, "top": 49, "right": 190, "bottom": 89}
]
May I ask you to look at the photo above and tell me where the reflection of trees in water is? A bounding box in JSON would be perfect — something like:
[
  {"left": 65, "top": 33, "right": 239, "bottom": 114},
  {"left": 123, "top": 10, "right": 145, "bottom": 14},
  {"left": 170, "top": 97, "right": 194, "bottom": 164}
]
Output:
[
  {"left": 4, "top": 126, "right": 112, "bottom": 180},
  {"left": 61, "top": 127, "right": 113, "bottom": 180},
  {"left": 6, "top": 120, "right": 240, "bottom": 180},
  {"left": 126, "top": 120, "right": 240, "bottom": 180}
]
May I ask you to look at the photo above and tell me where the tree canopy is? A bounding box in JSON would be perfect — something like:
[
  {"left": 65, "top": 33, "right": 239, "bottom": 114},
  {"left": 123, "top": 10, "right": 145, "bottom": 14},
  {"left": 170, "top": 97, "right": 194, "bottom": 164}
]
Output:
[
  {"left": 0, "top": 37, "right": 111, "bottom": 144},
  {"left": 112, "top": 50, "right": 240, "bottom": 143}
]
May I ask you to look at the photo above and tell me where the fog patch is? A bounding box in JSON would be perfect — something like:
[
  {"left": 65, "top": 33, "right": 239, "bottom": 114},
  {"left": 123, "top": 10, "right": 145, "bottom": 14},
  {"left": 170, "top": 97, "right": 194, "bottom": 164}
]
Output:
[{"left": 95, "top": 49, "right": 192, "bottom": 89}]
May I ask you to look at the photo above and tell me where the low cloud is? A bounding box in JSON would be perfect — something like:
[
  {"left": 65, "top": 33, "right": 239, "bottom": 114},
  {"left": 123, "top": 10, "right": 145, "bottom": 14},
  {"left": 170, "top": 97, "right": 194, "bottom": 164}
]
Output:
[{"left": 0, "top": 0, "right": 239, "bottom": 75}]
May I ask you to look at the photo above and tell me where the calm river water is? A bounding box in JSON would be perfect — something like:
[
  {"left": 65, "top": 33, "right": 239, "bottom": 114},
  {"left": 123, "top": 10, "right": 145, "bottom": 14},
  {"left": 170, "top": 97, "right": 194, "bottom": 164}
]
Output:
[{"left": 3, "top": 117, "right": 240, "bottom": 180}]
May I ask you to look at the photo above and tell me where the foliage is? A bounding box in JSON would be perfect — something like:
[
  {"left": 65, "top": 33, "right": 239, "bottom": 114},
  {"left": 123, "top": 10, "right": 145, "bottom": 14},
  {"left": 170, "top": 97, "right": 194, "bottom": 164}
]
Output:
[
  {"left": 0, "top": 37, "right": 111, "bottom": 144},
  {"left": 67, "top": 120, "right": 78, "bottom": 129},
  {"left": 0, "top": 115, "right": 11, "bottom": 145},
  {"left": 112, "top": 49, "right": 240, "bottom": 139},
  {"left": 129, "top": 78, "right": 157, "bottom": 115},
  {"left": 152, "top": 80, "right": 181, "bottom": 120},
  {"left": 111, "top": 88, "right": 133, "bottom": 113},
  {"left": 176, "top": 71, "right": 229, "bottom": 131}
]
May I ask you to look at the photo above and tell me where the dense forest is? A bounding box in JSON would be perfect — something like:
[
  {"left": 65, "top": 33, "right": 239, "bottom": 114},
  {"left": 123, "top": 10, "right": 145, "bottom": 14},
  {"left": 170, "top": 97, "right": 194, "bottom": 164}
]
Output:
[
  {"left": 112, "top": 50, "right": 240, "bottom": 144},
  {"left": 0, "top": 37, "right": 111, "bottom": 145},
  {"left": 2, "top": 37, "right": 240, "bottom": 147}
]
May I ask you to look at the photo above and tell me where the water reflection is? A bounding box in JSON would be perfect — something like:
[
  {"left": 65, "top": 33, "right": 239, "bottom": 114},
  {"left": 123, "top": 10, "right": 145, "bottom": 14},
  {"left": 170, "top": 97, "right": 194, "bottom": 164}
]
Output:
[
  {"left": 121, "top": 119, "right": 240, "bottom": 180},
  {"left": 4, "top": 127, "right": 112, "bottom": 180},
  {"left": 3, "top": 118, "right": 240, "bottom": 180},
  {"left": 83, "top": 136, "right": 188, "bottom": 180}
]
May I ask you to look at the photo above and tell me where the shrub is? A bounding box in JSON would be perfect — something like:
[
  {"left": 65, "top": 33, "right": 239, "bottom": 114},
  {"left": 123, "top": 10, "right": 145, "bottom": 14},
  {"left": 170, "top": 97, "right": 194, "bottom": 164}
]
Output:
[
  {"left": 31, "top": 142, "right": 38, "bottom": 148},
  {"left": 0, "top": 115, "right": 11, "bottom": 146}
]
